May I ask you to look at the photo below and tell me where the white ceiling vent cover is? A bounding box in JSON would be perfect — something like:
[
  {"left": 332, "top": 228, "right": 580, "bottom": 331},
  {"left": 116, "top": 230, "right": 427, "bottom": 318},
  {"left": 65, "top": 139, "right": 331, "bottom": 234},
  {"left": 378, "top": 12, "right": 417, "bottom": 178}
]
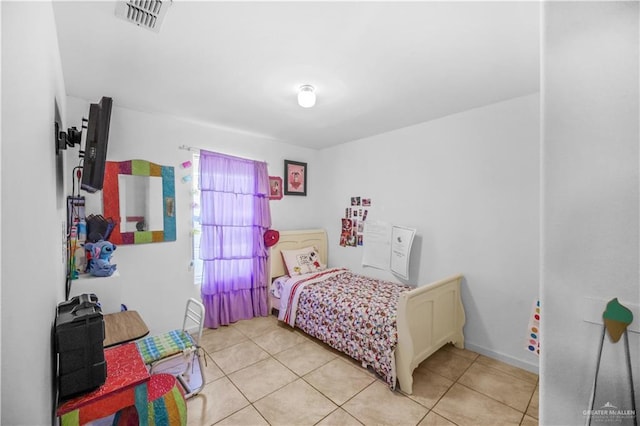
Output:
[{"left": 115, "top": 1, "right": 172, "bottom": 33}]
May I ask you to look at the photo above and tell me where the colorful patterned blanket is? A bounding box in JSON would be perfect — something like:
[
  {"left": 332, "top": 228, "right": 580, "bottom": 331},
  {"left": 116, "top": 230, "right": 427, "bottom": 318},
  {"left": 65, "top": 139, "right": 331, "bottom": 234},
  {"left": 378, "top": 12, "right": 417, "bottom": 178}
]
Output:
[{"left": 278, "top": 268, "right": 411, "bottom": 387}]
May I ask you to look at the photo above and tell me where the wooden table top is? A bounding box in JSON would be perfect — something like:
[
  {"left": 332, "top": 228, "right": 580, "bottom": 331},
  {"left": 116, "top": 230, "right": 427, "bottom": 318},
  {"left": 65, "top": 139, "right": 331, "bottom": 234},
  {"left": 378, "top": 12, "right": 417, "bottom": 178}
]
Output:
[{"left": 103, "top": 310, "right": 149, "bottom": 347}]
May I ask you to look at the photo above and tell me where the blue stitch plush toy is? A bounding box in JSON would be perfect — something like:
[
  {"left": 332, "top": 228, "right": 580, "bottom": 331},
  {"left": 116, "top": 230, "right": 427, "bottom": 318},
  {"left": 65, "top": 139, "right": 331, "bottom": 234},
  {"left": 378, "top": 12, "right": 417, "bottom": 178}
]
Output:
[{"left": 84, "top": 240, "right": 117, "bottom": 277}]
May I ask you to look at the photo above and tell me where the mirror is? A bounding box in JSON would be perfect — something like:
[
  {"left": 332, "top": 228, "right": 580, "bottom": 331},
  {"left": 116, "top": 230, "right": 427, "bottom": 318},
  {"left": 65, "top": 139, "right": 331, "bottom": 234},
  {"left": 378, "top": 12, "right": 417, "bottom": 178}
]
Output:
[
  {"left": 103, "top": 159, "right": 176, "bottom": 244},
  {"left": 118, "top": 175, "right": 163, "bottom": 233}
]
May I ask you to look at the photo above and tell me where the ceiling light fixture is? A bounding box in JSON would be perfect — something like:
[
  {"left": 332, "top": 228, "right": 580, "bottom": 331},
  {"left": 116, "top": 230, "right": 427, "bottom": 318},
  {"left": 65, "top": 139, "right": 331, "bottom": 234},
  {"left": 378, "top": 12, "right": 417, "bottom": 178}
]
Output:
[{"left": 298, "top": 85, "right": 316, "bottom": 108}]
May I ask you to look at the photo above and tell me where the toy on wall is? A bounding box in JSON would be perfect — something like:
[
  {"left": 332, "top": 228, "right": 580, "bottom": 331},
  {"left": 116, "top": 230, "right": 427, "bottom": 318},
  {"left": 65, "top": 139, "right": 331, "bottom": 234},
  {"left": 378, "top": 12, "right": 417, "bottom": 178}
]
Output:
[
  {"left": 602, "top": 298, "right": 634, "bottom": 343},
  {"left": 84, "top": 240, "right": 117, "bottom": 277},
  {"left": 586, "top": 298, "right": 636, "bottom": 426}
]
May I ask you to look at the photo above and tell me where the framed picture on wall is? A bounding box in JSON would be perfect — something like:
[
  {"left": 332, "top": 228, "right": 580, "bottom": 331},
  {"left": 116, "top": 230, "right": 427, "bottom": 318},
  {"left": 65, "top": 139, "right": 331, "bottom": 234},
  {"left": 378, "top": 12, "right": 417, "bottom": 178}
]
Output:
[
  {"left": 268, "top": 176, "right": 283, "bottom": 200},
  {"left": 284, "top": 160, "right": 307, "bottom": 196}
]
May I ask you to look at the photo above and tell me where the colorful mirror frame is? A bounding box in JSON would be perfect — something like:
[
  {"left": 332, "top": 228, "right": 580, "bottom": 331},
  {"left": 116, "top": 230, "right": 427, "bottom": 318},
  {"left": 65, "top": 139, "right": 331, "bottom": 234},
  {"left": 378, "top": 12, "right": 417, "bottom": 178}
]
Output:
[{"left": 103, "top": 160, "right": 176, "bottom": 244}]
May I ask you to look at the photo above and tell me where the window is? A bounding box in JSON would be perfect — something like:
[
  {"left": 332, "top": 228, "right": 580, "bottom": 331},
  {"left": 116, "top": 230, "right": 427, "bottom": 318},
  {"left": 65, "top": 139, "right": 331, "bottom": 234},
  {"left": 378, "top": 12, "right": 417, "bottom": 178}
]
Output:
[{"left": 197, "top": 150, "right": 271, "bottom": 328}]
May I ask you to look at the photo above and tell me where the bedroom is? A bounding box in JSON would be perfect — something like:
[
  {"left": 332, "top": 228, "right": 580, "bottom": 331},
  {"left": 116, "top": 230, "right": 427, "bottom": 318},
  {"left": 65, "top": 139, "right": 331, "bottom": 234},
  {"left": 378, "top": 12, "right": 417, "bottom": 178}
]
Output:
[{"left": 1, "top": 1, "right": 638, "bottom": 426}]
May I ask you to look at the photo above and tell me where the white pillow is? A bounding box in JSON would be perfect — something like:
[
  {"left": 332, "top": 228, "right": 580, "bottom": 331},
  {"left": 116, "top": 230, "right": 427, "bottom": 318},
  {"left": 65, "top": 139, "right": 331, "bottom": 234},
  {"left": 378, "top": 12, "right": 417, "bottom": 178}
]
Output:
[
  {"left": 270, "top": 275, "right": 290, "bottom": 298},
  {"left": 281, "top": 246, "right": 326, "bottom": 276}
]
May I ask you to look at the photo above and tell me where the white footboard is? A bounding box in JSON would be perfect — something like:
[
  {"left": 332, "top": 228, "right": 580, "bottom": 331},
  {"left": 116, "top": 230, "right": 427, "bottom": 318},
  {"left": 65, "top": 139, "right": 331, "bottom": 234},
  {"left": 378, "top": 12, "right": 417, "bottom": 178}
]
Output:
[{"left": 395, "top": 274, "right": 465, "bottom": 394}]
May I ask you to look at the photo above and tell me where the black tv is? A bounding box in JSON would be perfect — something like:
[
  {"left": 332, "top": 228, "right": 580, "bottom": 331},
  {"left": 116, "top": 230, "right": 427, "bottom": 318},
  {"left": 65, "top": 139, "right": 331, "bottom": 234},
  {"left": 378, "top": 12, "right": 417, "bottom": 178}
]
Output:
[{"left": 81, "top": 97, "right": 113, "bottom": 193}]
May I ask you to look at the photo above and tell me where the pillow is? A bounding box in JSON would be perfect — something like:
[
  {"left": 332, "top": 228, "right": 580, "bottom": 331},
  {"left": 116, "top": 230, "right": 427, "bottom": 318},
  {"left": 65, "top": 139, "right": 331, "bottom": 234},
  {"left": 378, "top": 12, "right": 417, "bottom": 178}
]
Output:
[
  {"left": 281, "top": 246, "right": 326, "bottom": 276},
  {"left": 270, "top": 275, "right": 290, "bottom": 298}
]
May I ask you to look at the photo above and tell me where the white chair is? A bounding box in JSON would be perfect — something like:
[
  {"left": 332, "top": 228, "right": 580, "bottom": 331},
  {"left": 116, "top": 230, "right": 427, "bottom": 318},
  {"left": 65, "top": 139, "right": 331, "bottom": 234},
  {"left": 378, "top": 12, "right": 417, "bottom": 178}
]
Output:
[{"left": 135, "top": 298, "right": 206, "bottom": 398}]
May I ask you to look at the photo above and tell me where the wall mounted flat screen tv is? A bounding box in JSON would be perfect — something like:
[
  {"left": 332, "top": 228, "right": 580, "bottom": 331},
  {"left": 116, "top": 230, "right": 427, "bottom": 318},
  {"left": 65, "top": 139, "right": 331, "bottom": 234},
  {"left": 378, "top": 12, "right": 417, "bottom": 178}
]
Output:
[{"left": 81, "top": 96, "right": 113, "bottom": 193}]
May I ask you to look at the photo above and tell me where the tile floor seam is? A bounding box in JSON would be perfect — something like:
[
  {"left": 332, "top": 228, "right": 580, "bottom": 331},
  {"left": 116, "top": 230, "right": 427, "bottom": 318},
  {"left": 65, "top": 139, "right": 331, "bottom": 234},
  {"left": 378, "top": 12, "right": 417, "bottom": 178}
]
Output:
[
  {"left": 473, "top": 359, "right": 539, "bottom": 385},
  {"left": 473, "top": 361, "right": 538, "bottom": 414},
  {"left": 207, "top": 338, "right": 251, "bottom": 355},
  {"left": 426, "top": 408, "right": 463, "bottom": 426},
  {"left": 242, "top": 401, "right": 271, "bottom": 426},
  {"left": 407, "top": 365, "right": 458, "bottom": 407},
  {"left": 423, "top": 374, "right": 460, "bottom": 426},
  {"left": 239, "top": 349, "right": 349, "bottom": 425},
  {"left": 524, "top": 385, "right": 539, "bottom": 420},
  {"left": 313, "top": 373, "right": 375, "bottom": 409},
  {"left": 301, "top": 365, "right": 414, "bottom": 425},
  {"left": 312, "top": 407, "right": 339, "bottom": 426},
  {"left": 193, "top": 319, "right": 538, "bottom": 426},
  {"left": 419, "top": 350, "right": 475, "bottom": 381},
  {"left": 213, "top": 347, "right": 274, "bottom": 374},
  {"left": 270, "top": 351, "right": 304, "bottom": 377},
  {"left": 414, "top": 408, "right": 431, "bottom": 426},
  {"left": 253, "top": 356, "right": 502, "bottom": 424},
  {"left": 517, "top": 411, "right": 529, "bottom": 426},
  {"left": 453, "top": 380, "right": 528, "bottom": 417},
  {"left": 213, "top": 354, "right": 292, "bottom": 426},
  {"left": 427, "top": 356, "right": 519, "bottom": 426},
  {"left": 458, "top": 361, "right": 537, "bottom": 413}
]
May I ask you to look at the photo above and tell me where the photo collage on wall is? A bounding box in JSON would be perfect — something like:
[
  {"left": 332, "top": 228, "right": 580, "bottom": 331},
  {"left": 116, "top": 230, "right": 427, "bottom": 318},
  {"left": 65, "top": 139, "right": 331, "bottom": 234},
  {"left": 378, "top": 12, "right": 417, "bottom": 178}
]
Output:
[{"left": 340, "top": 196, "right": 371, "bottom": 247}]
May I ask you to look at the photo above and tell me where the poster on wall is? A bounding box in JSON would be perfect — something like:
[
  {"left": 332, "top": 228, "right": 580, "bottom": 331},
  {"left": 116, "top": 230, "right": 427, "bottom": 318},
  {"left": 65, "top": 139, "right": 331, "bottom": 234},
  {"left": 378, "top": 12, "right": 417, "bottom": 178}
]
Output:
[
  {"left": 269, "top": 176, "right": 283, "bottom": 200},
  {"left": 362, "top": 221, "right": 392, "bottom": 269},
  {"left": 390, "top": 226, "right": 416, "bottom": 280},
  {"left": 284, "top": 160, "right": 307, "bottom": 196},
  {"left": 340, "top": 218, "right": 357, "bottom": 247},
  {"left": 339, "top": 196, "right": 371, "bottom": 247},
  {"left": 526, "top": 300, "right": 541, "bottom": 356}
]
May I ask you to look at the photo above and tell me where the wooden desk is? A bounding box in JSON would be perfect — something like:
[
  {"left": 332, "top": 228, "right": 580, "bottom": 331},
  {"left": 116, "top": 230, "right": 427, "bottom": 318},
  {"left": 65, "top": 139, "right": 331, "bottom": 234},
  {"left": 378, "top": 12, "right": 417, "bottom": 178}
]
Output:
[
  {"left": 103, "top": 310, "right": 149, "bottom": 347},
  {"left": 57, "top": 343, "right": 150, "bottom": 425}
]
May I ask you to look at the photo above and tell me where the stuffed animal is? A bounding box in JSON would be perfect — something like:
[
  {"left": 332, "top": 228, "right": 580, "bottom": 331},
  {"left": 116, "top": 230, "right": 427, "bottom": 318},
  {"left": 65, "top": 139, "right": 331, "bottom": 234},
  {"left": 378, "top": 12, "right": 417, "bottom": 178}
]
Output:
[{"left": 84, "top": 240, "right": 117, "bottom": 277}]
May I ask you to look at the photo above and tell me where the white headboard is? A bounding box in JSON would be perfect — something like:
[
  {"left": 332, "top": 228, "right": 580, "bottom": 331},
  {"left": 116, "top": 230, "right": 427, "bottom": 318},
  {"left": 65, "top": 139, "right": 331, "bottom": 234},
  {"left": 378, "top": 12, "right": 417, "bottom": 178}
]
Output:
[{"left": 269, "top": 229, "right": 328, "bottom": 279}]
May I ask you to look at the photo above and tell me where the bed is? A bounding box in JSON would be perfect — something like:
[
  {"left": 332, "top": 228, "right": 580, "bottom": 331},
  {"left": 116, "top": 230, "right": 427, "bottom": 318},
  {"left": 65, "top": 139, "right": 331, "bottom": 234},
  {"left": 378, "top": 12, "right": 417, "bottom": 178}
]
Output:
[{"left": 268, "top": 229, "right": 466, "bottom": 395}]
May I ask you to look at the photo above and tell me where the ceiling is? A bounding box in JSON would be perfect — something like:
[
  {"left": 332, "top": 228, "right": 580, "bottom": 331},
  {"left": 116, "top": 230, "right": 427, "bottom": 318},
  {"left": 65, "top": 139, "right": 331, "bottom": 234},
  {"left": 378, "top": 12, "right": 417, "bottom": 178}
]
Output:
[{"left": 52, "top": 1, "right": 540, "bottom": 150}]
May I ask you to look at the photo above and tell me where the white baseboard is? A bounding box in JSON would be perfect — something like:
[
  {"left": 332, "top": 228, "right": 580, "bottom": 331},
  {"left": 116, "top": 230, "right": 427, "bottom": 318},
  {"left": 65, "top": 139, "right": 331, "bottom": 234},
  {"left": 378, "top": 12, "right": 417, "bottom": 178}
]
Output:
[{"left": 464, "top": 342, "right": 540, "bottom": 375}]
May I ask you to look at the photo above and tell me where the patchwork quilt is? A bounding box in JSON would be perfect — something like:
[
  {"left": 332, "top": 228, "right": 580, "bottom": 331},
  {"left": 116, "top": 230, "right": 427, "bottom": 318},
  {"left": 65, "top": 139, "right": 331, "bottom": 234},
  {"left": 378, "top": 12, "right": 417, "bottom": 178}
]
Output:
[
  {"left": 136, "top": 329, "right": 195, "bottom": 364},
  {"left": 278, "top": 268, "right": 411, "bottom": 387}
]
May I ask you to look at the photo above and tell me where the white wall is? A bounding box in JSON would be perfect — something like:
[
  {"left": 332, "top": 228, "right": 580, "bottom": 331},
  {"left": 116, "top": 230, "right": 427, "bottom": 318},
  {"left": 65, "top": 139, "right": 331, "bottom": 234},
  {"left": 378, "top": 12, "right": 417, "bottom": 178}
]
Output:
[
  {"left": 65, "top": 97, "right": 322, "bottom": 335},
  {"left": 542, "top": 3, "right": 639, "bottom": 425},
  {"left": 9, "top": 4, "right": 638, "bottom": 425},
  {"left": 318, "top": 93, "right": 540, "bottom": 372},
  {"left": 1, "top": 1, "right": 69, "bottom": 424}
]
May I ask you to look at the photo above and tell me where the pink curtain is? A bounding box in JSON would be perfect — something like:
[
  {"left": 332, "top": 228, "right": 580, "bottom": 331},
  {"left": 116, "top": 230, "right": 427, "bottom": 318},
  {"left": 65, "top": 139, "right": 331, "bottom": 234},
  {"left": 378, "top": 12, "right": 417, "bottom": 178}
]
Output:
[{"left": 199, "top": 150, "right": 271, "bottom": 328}]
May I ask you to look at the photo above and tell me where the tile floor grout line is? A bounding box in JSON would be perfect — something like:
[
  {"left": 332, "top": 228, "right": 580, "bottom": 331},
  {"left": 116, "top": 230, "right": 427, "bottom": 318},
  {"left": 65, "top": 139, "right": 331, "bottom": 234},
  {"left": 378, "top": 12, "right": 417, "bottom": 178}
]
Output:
[
  {"left": 523, "top": 382, "right": 539, "bottom": 421},
  {"left": 422, "top": 348, "right": 476, "bottom": 406},
  {"left": 313, "top": 406, "right": 365, "bottom": 426},
  {"left": 247, "top": 331, "right": 344, "bottom": 425},
  {"left": 255, "top": 328, "right": 386, "bottom": 425},
  {"left": 425, "top": 352, "right": 529, "bottom": 426},
  {"left": 465, "top": 356, "right": 536, "bottom": 412},
  {"left": 453, "top": 380, "right": 530, "bottom": 417},
  {"left": 192, "top": 318, "right": 538, "bottom": 426},
  {"left": 473, "top": 357, "right": 539, "bottom": 385},
  {"left": 208, "top": 344, "right": 286, "bottom": 425},
  {"left": 422, "top": 354, "right": 467, "bottom": 426},
  {"left": 463, "top": 357, "right": 538, "bottom": 414}
]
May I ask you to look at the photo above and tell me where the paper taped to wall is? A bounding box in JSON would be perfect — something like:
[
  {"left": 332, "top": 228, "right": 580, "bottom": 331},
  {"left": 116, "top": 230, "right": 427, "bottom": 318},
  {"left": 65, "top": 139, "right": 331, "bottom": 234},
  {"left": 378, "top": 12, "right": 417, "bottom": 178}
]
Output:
[
  {"left": 362, "top": 222, "right": 416, "bottom": 280},
  {"left": 362, "top": 221, "right": 392, "bottom": 270},
  {"left": 390, "top": 226, "right": 416, "bottom": 280}
]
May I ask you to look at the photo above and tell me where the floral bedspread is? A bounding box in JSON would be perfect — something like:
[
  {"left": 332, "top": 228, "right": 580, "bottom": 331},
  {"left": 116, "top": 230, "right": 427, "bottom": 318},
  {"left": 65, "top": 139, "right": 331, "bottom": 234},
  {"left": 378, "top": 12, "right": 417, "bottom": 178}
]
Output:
[{"left": 279, "top": 269, "right": 411, "bottom": 387}]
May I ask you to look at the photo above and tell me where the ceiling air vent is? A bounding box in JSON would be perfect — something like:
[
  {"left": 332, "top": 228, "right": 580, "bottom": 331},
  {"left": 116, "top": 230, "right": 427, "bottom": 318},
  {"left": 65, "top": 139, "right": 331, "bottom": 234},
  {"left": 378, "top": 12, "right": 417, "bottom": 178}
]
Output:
[{"left": 115, "top": 0, "right": 172, "bottom": 33}]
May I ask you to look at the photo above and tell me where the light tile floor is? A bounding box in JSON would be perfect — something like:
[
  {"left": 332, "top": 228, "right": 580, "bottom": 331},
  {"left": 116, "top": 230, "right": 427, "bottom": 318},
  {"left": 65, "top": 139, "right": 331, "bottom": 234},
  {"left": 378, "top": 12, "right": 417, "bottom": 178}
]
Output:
[{"left": 187, "top": 315, "right": 539, "bottom": 426}]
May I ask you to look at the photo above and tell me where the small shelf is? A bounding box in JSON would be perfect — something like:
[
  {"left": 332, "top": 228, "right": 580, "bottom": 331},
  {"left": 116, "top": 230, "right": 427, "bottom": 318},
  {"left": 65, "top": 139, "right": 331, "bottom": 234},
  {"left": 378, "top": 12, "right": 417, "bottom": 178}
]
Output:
[{"left": 69, "top": 271, "right": 122, "bottom": 313}]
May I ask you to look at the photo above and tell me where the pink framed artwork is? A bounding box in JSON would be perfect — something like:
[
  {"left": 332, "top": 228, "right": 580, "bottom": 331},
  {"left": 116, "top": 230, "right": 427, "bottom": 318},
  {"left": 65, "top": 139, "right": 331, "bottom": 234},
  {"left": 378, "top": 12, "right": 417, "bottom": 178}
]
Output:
[
  {"left": 269, "top": 176, "right": 283, "bottom": 200},
  {"left": 284, "top": 160, "right": 307, "bottom": 196}
]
